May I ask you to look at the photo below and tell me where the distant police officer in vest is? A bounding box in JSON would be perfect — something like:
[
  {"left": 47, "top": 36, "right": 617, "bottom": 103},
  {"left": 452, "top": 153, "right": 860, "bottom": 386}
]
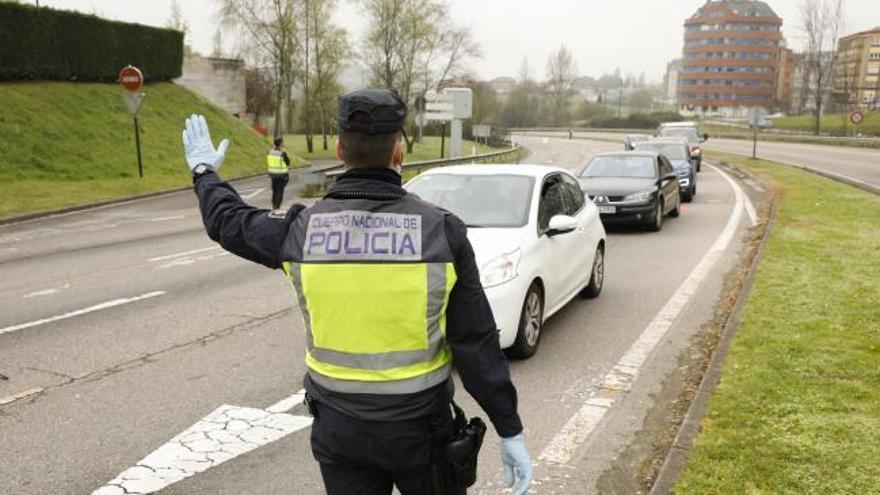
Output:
[
  {"left": 181, "top": 89, "right": 532, "bottom": 495},
  {"left": 267, "top": 137, "right": 291, "bottom": 210}
]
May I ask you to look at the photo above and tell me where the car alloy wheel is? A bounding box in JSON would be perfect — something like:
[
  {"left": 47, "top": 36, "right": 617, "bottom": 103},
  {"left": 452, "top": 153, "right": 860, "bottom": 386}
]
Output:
[
  {"left": 508, "top": 283, "right": 544, "bottom": 359},
  {"left": 670, "top": 194, "right": 681, "bottom": 218},
  {"left": 581, "top": 245, "right": 604, "bottom": 299},
  {"left": 648, "top": 199, "right": 664, "bottom": 232}
]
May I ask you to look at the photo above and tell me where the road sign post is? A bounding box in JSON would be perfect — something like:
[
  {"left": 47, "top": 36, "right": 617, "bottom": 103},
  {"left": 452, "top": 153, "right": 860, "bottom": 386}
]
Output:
[
  {"left": 119, "top": 66, "right": 145, "bottom": 178},
  {"left": 747, "top": 107, "right": 768, "bottom": 159},
  {"left": 425, "top": 88, "right": 473, "bottom": 158}
]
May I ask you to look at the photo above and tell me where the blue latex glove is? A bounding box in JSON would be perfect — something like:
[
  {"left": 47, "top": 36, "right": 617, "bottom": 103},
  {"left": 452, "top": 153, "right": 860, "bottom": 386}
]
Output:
[
  {"left": 182, "top": 114, "right": 229, "bottom": 172},
  {"left": 500, "top": 433, "right": 533, "bottom": 495}
]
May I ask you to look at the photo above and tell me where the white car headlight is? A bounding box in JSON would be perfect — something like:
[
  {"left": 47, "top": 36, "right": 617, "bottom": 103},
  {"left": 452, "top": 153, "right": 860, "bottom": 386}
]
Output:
[
  {"left": 480, "top": 249, "right": 522, "bottom": 288},
  {"left": 623, "top": 190, "right": 653, "bottom": 202}
]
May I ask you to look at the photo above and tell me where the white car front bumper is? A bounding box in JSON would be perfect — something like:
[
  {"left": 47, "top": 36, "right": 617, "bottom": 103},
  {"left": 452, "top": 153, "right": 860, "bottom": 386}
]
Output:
[{"left": 483, "top": 276, "right": 531, "bottom": 349}]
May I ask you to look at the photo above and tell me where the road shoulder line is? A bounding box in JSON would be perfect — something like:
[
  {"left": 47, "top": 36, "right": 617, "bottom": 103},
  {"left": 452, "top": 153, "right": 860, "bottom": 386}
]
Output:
[{"left": 539, "top": 164, "right": 746, "bottom": 465}]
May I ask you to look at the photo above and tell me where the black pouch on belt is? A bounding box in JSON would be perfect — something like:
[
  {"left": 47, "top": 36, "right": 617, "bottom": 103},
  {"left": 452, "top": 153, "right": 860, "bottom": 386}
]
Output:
[{"left": 444, "top": 401, "right": 487, "bottom": 488}]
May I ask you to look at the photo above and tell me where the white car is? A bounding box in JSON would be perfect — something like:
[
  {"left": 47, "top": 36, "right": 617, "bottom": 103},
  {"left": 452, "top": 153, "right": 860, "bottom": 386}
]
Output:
[{"left": 405, "top": 165, "right": 607, "bottom": 359}]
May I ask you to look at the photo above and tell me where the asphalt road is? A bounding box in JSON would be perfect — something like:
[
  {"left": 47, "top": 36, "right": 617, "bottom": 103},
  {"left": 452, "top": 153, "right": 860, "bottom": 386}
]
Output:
[
  {"left": 0, "top": 137, "right": 756, "bottom": 494},
  {"left": 703, "top": 137, "right": 880, "bottom": 192}
]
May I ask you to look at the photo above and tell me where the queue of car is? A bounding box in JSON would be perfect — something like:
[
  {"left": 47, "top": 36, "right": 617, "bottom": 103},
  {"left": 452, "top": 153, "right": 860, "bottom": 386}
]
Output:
[{"left": 401, "top": 121, "right": 705, "bottom": 359}]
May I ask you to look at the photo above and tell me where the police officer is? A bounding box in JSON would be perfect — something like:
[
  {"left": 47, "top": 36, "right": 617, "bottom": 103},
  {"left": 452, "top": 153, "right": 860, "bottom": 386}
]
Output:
[
  {"left": 181, "top": 89, "right": 532, "bottom": 495},
  {"left": 267, "top": 136, "right": 291, "bottom": 210}
]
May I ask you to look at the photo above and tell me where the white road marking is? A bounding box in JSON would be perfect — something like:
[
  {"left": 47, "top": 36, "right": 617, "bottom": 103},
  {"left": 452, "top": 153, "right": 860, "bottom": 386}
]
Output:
[
  {"left": 156, "top": 251, "right": 229, "bottom": 270},
  {"left": 95, "top": 400, "right": 313, "bottom": 494},
  {"left": 539, "top": 164, "right": 745, "bottom": 465},
  {"left": 148, "top": 246, "right": 220, "bottom": 263},
  {"left": 22, "top": 283, "right": 71, "bottom": 299},
  {"left": 241, "top": 187, "right": 265, "bottom": 200},
  {"left": 0, "top": 291, "right": 166, "bottom": 336},
  {"left": 0, "top": 387, "right": 44, "bottom": 406},
  {"left": 265, "top": 389, "right": 306, "bottom": 414},
  {"left": 744, "top": 192, "right": 758, "bottom": 226},
  {"left": 150, "top": 215, "right": 186, "bottom": 223}
]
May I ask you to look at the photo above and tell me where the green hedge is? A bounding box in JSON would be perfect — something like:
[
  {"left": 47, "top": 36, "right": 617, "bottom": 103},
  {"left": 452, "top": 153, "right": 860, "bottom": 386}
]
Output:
[{"left": 0, "top": 3, "right": 183, "bottom": 82}]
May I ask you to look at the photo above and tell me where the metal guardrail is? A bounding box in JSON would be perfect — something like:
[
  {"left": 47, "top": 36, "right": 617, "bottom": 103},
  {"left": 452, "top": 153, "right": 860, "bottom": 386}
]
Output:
[
  {"left": 513, "top": 126, "right": 880, "bottom": 146},
  {"left": 512, "top": 127, "right": 647, "bottom": 135},
  {"left": 320, "top": 144, "right": 523, "bottom": 185}
]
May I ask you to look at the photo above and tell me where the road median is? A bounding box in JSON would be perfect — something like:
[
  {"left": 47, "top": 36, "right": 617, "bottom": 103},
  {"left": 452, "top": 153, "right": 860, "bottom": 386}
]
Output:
[{"left": 670, "top": 152, "right": 880, "bottom": 493}]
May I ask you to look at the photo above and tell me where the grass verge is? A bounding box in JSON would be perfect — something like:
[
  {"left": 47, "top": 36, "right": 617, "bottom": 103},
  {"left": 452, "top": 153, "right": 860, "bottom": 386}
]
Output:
[
  {"left": 770, "top": 112, "right": 880, "bottom": 137},
  {"left": 674, "top": 151, "right": 880, "bottom": 493},
  {"left": 283, "top": 134, "right": 498, "bottom": 163},
  {"left": 0, "top": 82, "right": 301, "bottom": 220}
]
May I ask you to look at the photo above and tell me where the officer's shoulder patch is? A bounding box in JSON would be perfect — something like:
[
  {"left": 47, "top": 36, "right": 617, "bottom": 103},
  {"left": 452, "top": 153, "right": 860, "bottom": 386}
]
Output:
[{"left": 303, "top": 210, "right": 422, "bottom": 261}]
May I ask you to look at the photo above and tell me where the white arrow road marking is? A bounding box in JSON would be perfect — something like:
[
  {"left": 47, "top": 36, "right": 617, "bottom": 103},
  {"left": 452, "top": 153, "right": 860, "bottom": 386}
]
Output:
[
  {"left": 0, "top": 291, "right": 166, "bottom": 336},
  {"left": 539, "top": 164, "right": 745, "bottom": 465},
  {"left": 94, "top": 390, "right": 311, "bottom": 495}
]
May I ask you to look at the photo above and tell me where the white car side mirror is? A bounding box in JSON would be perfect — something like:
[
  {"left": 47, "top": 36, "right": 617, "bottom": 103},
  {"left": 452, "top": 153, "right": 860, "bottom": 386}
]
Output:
[{"left": 547, "top": 215, "right": 578, "bottom": 236}]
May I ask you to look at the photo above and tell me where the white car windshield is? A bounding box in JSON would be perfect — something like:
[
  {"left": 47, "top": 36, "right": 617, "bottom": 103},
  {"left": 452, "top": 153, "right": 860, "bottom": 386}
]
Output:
[
  {"left": 581, "top": 156, "right": 656, "bottom": 178},
  {"left": 634, "top": 144, "right": 687, "bottom": 160},
  {"left": 406, "top": 174, "right": 534, "bottom": 228}
]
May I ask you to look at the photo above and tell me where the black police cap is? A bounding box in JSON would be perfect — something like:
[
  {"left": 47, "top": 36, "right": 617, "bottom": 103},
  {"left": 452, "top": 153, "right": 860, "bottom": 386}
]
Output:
[{"left": 337, "top": 89, "right": 407, "bottom": 135}]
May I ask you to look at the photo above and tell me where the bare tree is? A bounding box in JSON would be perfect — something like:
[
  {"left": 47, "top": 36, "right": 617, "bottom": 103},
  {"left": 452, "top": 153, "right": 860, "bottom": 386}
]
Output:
[
  {"left": 308, "top": 0, "right": 347, "bottom": 150},
  {"left": 361, "top": 0, "right": 480, "bottom": 152},
  {"left": 545, "top": 45, "right": 577, "bottom": 126},
  {"left": 166, "top": 0, "right": 192, "bottom": 55},
  {"left": 801, "top": 0, "right": 846, "bottom": 135},
  {"left": 219, "top": 0, "right": 303, "bottom": 138}
]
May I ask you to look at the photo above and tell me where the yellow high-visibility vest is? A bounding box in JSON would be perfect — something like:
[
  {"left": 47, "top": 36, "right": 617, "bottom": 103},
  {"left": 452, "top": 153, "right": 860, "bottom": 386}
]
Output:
[
  {"left": 282, "top": 204, "right": 457, "bottom": 394},
  {"left": 267, "top": 149, "right": 288, "bottom": 174}
]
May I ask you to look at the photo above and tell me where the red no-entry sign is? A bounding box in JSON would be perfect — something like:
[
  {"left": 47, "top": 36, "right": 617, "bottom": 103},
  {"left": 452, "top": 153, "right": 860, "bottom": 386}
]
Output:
[
  {"left": 851, "top": 111, "right": 864, "bottom": 125},
  {"left": 119, "top": 66, "right": 144, "bottom": 92}
]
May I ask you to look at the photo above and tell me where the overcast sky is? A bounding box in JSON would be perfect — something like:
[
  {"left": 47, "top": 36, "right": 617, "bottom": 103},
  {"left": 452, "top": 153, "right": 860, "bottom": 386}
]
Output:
[{"left": 36, "top": 0, "right": 880, "bottom": 83}]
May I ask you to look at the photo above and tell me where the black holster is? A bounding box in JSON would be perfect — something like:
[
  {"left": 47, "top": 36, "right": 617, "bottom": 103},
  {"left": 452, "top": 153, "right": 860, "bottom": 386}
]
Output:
[{"left": 429, "top": 401, "right": 486, "bottom": 493}]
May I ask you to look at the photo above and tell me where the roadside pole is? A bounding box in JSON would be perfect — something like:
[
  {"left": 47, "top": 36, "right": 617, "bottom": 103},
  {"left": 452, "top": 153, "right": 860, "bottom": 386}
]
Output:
[
  {"left": 440, "top": 123, "right": 446, "bottom": 159},
  {"left": 747, "top": 106, "right": 767, "bottom": 160},
  {"left": 119, "top": 66, "right": 146, "bottom": 178},
  {"left": 752, "top": 125, "right": 757, "bottom": 159},
  {"left": 133, "top": 117, "right": 143, "bottom": 178}
]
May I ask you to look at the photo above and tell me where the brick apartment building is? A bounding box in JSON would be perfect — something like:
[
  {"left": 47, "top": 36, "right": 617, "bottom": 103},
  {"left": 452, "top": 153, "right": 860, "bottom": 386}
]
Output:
[
  {"left": 679, "top": 0, "right": 784, "bottom": 118},
  {"left": 833, "top": 26, "right": 880, "bottom": 109}
]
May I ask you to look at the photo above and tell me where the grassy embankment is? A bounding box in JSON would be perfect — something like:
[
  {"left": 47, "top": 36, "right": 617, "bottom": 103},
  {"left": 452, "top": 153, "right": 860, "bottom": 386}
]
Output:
[
  {"left": 675, "top": 152, "right": 880, "bottom": 492},
  {"left": 0, "top": 82, "right": 292, "bottom": 219},
  {"left": 283, "top": 133, "right": 498, "bottom": 164}
]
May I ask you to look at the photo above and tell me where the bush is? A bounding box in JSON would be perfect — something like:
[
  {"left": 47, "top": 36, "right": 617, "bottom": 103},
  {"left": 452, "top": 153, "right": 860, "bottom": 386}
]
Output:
[{"left": 0, "top": 3, "right": 183, "bottom": 82}]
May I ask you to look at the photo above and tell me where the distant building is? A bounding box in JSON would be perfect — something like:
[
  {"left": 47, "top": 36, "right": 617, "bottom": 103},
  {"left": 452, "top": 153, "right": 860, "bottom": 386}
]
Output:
[
  {"left": 679, "top": 0, "right": 785, "bottom": 118},
  {"left": 776, "top": 44, "right": 795, "bottom": 113},
  {"left": 572, "top": 76, "right": 599, "bottom": 102},
  {"left": 175, "top": 56, "right": 246, "bottom": 116},
  {"left": 834, "top": 26, "right": 880, "bottom": 109},
  {"left": 664, "top": 59, "right": 682, "bottom": 105},
  {"left": 791, "top": 51, "right": 835, "bottom": 115},
  {"left": 487, "top": 77, "right": 517, "bottom": 96}
]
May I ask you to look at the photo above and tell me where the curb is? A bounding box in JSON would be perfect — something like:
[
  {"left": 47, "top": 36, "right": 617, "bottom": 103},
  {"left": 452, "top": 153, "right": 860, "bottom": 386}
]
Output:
[
  {"left": 0, "top": 167, "right": 322, "bottom": 227},
  {"left": 648, "top": 162, "right": 778, "bottom": 495},
  {"left": 758, "top": 159, "right": 880, "bottom": 196}
]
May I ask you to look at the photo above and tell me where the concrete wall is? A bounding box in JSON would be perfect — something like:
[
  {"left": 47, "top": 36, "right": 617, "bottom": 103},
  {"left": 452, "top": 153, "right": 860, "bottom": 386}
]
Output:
[{"left": 175, "top": 56, "right": 246, "bottom": 116}]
